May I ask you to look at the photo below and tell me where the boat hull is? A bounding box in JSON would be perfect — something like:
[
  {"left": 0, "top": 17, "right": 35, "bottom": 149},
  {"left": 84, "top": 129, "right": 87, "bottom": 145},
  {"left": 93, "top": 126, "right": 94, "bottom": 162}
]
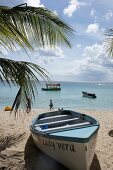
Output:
[
  {"left": 30, "top": 110, "right": 99, "bottom": 170},
  {"left": 42, "top": 88, "right": 61, "bottom": 91},
  {"left": 31, "top": 132, "right": 98, "bottom": 170},
  {"left": 82, "top": 92, "right": 96, "bottom": 99}
]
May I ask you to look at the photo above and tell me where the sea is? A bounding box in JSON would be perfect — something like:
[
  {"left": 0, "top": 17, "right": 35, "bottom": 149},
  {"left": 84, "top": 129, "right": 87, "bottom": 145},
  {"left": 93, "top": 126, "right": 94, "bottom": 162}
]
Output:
[{"left": 0, "top": 81, "right": 113, "bottom": 110}]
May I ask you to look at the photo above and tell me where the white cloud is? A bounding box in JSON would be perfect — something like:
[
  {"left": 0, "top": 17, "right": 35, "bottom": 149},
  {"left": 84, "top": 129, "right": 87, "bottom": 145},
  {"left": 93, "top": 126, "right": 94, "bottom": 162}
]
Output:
[
  {"left": 0, "top": 0, "right": 45, "bottom": 7},
  {"left": 81, "top": 43, "right": 113, "bottom": 79},
  {"left": 63, "top": 43, "right": 113, "bottom": 82},
  {"left": 104, "top": 10, "right": 113, "bottom": 21},
  {"left": 90, "top": 9, "right": 97, "bottom": 20},
  {"left": 76, "top": 44, "right": 82, "bottom": 48},
  {"left": 86, "top": 23, "right": 99, "bottom": 33},
  {"left": 90, "top": 9, "right": 96, "bottom": 17},
  {"left": 53, "top": 10, "right": 58, "bottom": 16},
  {"left": 37, "top": 46, "right": 65, "bottom": 64},
  {"left": 82, "top": 43, "right": 104, "bottom": 59},
  {"left": 32, "top": 43, "right": 113, "bottom": 82},
  {"left": 24, "top": 0, "right": 44, "bottom": 7},
  {"left": 63, "top": 0, "right": 86, "bottom": 17}
]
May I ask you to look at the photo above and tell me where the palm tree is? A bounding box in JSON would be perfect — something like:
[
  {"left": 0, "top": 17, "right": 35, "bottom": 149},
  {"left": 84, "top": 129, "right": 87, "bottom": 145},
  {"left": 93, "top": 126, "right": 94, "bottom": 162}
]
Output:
[
  {"left": 104, "top": 28, "right": 113, "bottom": 57},
  {"left": 0, "top": 4, "right": 73, "bottom": 114}
]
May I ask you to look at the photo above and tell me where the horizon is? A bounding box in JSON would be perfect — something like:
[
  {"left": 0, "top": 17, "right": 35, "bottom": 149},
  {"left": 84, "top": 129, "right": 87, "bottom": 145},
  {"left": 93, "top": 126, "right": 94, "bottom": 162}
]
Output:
[
  {"left": 0, "top": 0, "right": 113, "bottom": 82},
  {"left": 1, "top": 79, "right": 113, "bottom": 84}
]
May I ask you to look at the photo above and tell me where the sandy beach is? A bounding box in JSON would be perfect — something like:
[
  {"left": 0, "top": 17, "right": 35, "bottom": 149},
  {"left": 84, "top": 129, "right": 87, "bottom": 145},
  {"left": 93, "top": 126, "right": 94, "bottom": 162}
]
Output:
[{"left": 0, "top": 108, "right": 113, "bottom": 170}]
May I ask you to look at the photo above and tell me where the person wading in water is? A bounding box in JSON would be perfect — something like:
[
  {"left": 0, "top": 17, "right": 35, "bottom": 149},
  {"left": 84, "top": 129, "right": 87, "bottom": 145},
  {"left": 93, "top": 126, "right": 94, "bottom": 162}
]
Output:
[{"left": 49, "top": 99, "right": 54, "bottom": 110}]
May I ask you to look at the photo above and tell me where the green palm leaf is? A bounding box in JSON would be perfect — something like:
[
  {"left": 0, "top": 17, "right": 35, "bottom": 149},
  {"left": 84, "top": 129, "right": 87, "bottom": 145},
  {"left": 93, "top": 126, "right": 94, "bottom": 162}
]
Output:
[
  {"left": 0, "top": 58, "right": 50, "bottom": 114},
  {"left": 0, "top": 4, "right": 74, "bottom": 114},
  {"left": 104, "top": 29, "right": 113, "bottom": 57},
  {"left": 0, "top": 3, "right": 73, "bottom": 52}
]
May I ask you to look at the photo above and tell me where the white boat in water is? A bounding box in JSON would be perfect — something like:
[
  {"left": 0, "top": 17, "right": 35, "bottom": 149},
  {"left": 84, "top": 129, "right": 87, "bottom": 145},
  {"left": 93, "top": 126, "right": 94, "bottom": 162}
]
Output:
[{"left": 30, "top": 110, "right": 99, "bottom": 170}]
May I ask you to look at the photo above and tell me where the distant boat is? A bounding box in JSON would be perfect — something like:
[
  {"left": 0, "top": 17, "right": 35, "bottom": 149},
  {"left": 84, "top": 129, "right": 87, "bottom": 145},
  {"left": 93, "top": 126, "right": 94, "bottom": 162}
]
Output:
[
  {"left": 82, "top": 91, "right": 97, "bottom": 99},
  {"left": 97, "top": 83, "right": 104, "bottom": 86},
  {"left": 41, "top": 83, "right": 61, "bottom": 91},
  {"left": 30, "top": 110, "right": 99, "bottom": 170}
]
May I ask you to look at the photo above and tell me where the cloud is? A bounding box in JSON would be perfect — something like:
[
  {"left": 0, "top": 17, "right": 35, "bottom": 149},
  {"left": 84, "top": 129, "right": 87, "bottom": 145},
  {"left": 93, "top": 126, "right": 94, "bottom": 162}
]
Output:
[
  {"left": 76, "top": 44, "right": 82, "bottom": 48},
  {"left": 81, "top": 43, "right": 113, "bottom": 81},
  {"left": 90, "top": 9, "right": 96, "bottom": 17},
  {"left": 24, "top": 0, "right": 44, "bottom": 7},
  {"left": 31, "top": 43, "right": 113, "bottom": 82},
  {"left": 86, "top": 23, "right": 99, "bottom": 33},
  {"left": 81, "top": 43, "right": 113, "bottom": 72},
  {"left": 53, "top": 10, "right": 58, "bottom": 16},
  {"left": 82, "top": 43, "right": 104, "bottom": 59},
  {"left": 104, "top": 10, "right": 113, "bottom": 21},
  {"left": 37, "top": 46, "right": 65, "bottom": 64},
  {"left": 65, "top": 43, "right": 113, "bottom": 81},
  {"left": 0, "top": 0, "right": 44, "bottom": 7},
  {"left": 63, "top": 0, "right": 86, "bottom": 17},
  {"left": 90, "top": 9, "right": 97, "bottom": 20}
]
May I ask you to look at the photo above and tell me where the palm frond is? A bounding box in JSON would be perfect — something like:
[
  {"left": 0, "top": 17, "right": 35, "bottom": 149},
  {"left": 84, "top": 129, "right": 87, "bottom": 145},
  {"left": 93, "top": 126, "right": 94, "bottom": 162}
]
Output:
[
  {"left": 0, "top": 58, "right": 50, "bottom": 115},
  {"left": 104, "top": 29, "right": 113, "bottom": 57},
  {"left": 0, "top": 4, "right": 74, "bottom": 53},
  {"left": 105, "top": 29, "right": 113, "bottom": 37},
  {"left": 0, "top": 4, "right": 74, "bottom": 114}
]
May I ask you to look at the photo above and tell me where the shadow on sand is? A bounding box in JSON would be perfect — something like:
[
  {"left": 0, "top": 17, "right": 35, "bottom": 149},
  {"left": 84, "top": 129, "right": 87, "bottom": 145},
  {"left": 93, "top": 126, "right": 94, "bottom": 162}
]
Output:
[
  {"left": 24, "top": 135, "right": 67, "bottom": 170},
  {"left": 108, "top": 130, "right": 113, "bottom": 137},
  {"left": 90, "top": 154, "right": 101, "bottom": 170},
  {"left": 25, "top": 135, "right": 101, "bottom": 170}
]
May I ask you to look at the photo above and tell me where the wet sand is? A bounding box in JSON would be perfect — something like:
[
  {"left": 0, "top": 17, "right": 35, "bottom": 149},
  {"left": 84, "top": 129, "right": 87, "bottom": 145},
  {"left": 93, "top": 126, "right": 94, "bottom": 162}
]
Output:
[{"left": 0, "top": 109, "right": 113, "bottom": 170}]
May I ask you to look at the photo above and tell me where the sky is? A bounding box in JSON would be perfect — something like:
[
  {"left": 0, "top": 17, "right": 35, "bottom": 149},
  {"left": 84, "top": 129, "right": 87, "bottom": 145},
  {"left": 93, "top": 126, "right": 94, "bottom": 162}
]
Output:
[{"left": 1, "top": 0, "right": 113, "bottom": 82}]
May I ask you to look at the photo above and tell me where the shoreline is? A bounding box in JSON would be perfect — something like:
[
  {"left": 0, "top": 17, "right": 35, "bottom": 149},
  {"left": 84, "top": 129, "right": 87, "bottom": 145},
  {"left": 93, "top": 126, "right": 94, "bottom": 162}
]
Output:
[
  {"left": 0, "top": 109, "right": 113, "bottom": 170},
  {"left": 1, "top": 107, "right": 113, "bottom": 112}
]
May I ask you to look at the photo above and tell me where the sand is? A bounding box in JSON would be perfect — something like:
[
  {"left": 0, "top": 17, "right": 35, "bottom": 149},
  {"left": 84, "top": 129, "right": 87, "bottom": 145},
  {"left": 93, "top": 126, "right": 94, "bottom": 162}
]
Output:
[{"left": 0, "top": 108, "right": 113, "bottom": 170}]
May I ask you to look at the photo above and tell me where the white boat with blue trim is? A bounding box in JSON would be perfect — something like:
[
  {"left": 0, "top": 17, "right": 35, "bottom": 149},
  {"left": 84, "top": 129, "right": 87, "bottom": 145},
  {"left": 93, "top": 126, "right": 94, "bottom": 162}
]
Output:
[{"left": 30, "top": 110, "right": 99, "bottom": 170}]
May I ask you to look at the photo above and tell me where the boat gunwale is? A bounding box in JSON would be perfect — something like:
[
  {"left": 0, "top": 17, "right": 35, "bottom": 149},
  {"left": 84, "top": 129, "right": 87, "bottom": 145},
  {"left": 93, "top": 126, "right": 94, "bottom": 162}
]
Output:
[
  {"left": 36, "top": 117, "right": 80, "bottom": 126},
  {"left": 30, "top": 124, "right": 99, "bottom": 143},
  {"left": 30, "top": 110, "right": 100, "bottom": 143}
]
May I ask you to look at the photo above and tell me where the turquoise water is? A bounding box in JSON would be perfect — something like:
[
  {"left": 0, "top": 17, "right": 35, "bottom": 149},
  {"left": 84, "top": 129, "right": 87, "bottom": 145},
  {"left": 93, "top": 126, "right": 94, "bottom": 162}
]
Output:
[{"left": 0, "top": 81, "right": 113, "bottom": 110}]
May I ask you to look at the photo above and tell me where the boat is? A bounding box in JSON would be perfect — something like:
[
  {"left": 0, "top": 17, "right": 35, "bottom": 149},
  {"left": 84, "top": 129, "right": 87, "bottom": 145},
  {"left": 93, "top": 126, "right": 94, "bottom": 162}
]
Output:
[
  {"left": 97, "top": 83, "right": 104, "bottom": 86},
  {"left": 41, "top": 83, "right": 61, "bottom": 91},
  {"left": 30, "top": 110, "right": 99, "bottom": 170},
  {"left": 82, "top": 91, "right": 96, "bottom": 99}
]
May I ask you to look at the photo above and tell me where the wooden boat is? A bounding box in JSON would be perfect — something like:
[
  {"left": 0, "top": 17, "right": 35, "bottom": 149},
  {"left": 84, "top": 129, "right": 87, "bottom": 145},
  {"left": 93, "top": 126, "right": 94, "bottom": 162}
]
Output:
[
  {"left": 82, "top": 91, "right": 96, "bottom": 99},
  {"left": 30, "top": 110, "right": 99, "bottom": 170},
  {"left": 41, "top": 83, "right": 61, "bottom": 91}
]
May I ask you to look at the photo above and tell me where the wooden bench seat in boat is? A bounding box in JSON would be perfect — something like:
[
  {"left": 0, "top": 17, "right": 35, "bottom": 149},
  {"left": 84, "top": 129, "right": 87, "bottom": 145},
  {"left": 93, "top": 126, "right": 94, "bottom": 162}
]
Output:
[
  {"left": 34, "top": 116, "right": 91, "bottom": 133},
  {"left": 37, "top": 114, "right": 76, "bottom": 124},
  {"left": 33, "top": 110, "right": 93, "bottom": 133},
  {"left": 35, "top": 121, "right": 91, "bottom": 133},
  {"left": 36, "top": 117, "right": 79, "bottom": 126},
  {"left": 39, "top": 114, "right": 68, "bottom": 120}
]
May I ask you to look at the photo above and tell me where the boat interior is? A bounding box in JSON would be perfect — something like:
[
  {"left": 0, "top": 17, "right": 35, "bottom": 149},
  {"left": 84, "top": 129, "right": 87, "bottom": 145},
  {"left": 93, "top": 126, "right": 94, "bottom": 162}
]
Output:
[{"left": 33, "top": 110, "right": 97, "bottom": 133}]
